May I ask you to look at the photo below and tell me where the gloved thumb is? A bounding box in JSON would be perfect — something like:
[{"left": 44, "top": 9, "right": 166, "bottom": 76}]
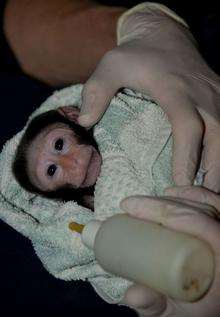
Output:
[{"left": 78, "top": 53, "right": 120, "bottom": 127}]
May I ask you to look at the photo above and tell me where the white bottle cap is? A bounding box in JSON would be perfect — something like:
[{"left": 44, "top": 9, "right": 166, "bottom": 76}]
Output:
[{"left": 81, "top": 220, "right": 102, "bottom": 249}]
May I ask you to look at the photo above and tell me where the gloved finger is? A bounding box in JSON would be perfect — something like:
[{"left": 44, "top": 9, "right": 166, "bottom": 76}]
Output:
[
  {"left": 121, "top": 195, "right": 205, "bottom": 220},
  {"left": 162, "top": 194, "right": 219, "bottom": 219},
  {"left": 78, "top": 51, "right": 122, "bottom": 127},
  {"left": 165, "top": 186, "right": 220, "bottom": 215},
  {"left": 120, "top": 195, "right": 220, "bottom": 250},
  {"left": 157, "top": 91, "right": 204, "bottom": 186},
  {"left": 121, "top": 283, "right": 166, "bottom": 316},
  {"left": 200, "top": 125, "right": 220, "bottom": 193},
  {"left": 172, "top": 113, "right": 204, "bottom": 186}
]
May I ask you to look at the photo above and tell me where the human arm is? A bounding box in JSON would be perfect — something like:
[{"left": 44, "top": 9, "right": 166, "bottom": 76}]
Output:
[
  {"left": 4, "top": 1, "right": 220, "bottom": 191},
  {"left": 119, "top": 186, "right": 220, "bottom": 317},
  {"left": 78, "top": 3, "right": 220, "bottom": 193},
  {"left": 3, "top": 0, "right": 126, "bottom": 86}
]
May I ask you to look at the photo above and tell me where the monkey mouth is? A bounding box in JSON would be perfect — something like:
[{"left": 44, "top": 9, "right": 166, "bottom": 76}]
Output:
[{"left": 81, "top": 148, "right": 102, "bottom": 187}]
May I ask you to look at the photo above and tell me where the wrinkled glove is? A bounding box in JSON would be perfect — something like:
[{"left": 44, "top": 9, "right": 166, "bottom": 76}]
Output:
[
  {"left": 78, "top": 2, "right": 220, "bottom": 192},
  {"left": 120, "top": 186, "right": 220, "bottom": 317}
]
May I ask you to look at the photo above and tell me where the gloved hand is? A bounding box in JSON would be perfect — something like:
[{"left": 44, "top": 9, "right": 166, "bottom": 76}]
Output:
[
  {"left": 78, "top": 3, "right": 220, "bottom": 192},
  {"left": 119, "top": 186, "right": 220, "bottom": 317}
]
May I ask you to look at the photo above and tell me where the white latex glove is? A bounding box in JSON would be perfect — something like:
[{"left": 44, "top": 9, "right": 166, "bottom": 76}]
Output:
[
  {"left": 78, "top": 3, "right": 220, "bottom": 192},
  {"left": 119, "top": 186, "right": 220, "bottom": 317}
]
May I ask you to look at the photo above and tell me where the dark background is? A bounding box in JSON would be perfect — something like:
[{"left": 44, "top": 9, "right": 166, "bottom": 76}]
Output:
[{"left": 0, "top": 1, "right": 219, "bottom": 316}]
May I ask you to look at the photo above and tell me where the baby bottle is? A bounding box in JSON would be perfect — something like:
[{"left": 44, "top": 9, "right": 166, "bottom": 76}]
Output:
[{"left": 69, "top": 213, "right": 214, "bottom": 302}]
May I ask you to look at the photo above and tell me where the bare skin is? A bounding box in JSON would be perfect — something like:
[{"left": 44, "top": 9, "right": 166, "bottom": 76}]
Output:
[
  {"left": 3, "top": 0, "right": 126, "bottom": 85},
  {"left": 27, "top": 107, "right": 102, "bottom": 193},
  {"left": 27, "top": 123, "right": 101, "bottom": 191},
  {"left": 4, "top": 1, "right": 220, "bottom": 194}
]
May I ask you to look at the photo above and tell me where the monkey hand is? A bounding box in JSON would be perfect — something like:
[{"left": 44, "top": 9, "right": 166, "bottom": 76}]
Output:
[
  {"left": 78, "top": 3, "right": 220, "bottom": 192},
  {"left": 119, "top": 186, "right": 220, "bottom": 317}
]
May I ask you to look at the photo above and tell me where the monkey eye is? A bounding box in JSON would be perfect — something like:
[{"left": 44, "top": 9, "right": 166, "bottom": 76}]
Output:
[
  {"left": 55, "top": 138, "right": 63, "bottom": 151},
  {"left": 47, "top": 164, "right": 57, "bottom": 177}
]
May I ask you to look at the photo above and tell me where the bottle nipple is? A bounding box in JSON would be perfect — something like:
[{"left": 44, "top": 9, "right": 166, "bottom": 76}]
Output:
[{"left": 69, "top": 222, "right": 85, "bottom": 234}]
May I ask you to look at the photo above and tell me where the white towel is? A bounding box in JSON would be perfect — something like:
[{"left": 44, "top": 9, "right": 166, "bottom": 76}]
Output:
[{"left": 0, "top": 84, "right": 203, "bottom": 304}]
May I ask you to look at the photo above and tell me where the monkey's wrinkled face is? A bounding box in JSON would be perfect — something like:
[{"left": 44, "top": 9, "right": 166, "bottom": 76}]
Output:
[{"left": 27, "top": 123, "right": 102, "bottom": 191}]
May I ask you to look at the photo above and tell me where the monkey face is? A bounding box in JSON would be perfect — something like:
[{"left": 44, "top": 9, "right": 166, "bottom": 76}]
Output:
[{"left": 27, "top": 123, "right": 102, "bottom": 192}]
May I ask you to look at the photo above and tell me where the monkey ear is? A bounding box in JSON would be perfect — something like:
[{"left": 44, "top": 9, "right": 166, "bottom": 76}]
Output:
[{"left": 57, "top": 106, "right": 80, "bottom": 123}]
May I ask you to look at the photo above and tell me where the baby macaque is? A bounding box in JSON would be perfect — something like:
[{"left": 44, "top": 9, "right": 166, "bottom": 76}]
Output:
[{"left": 13, "top": 106, "right": 102, "bottom": 210}]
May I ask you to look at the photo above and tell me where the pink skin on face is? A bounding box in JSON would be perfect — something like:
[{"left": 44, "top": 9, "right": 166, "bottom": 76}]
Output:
[{"left": 27, "top": 123, "right": 102, "bottom": 192}]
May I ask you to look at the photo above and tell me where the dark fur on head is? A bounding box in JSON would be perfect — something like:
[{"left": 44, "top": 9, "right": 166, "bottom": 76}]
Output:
[{"left": 12, "top": 109, "right": 99, "bottom": 208}]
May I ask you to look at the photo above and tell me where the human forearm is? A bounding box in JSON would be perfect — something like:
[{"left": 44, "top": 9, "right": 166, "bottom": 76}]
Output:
[{"left": 3, "top": 0, "right": 126, "bottom": 86}]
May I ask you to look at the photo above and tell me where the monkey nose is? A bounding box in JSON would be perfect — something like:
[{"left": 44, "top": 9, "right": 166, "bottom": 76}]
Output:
[
  {"left": 73, "top": 145, "right": 93, "bottom": 167},
  {"left": 60, "top": 155, "right": 75, "bottom": 169},
  {"left": 60, "top": 151, "right": 89, "bottom": 170}
]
